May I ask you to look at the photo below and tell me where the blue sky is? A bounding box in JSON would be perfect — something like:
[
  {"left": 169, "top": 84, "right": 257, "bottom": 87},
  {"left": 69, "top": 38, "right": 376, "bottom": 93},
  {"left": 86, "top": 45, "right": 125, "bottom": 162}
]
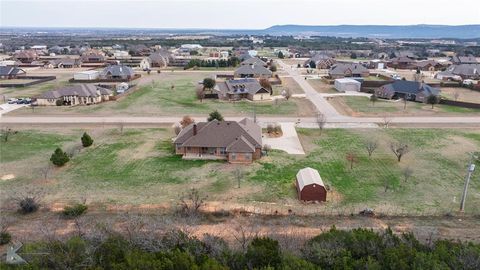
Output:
[{"left": 1, "top": 0, "right": 479, "bottom": 29}]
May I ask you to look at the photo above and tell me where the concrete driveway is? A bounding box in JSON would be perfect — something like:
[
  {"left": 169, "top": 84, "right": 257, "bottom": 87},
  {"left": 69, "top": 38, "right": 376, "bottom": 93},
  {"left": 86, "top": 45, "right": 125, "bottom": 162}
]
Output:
[
  {"left": 263, "top": 122, "right": 305, "bottom": 155},
  {"left": 0, "top": 103, "right": 26, "bottom": 117}
]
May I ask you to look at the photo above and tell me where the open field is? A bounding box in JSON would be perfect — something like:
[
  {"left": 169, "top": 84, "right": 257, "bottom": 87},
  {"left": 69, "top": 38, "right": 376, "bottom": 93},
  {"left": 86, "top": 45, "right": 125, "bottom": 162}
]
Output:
[
  {"left": 441, "top": 87, "right": 480, "bottom": 103},
  {"left": 9, "top": 72, "right": 315, "bottom": 117},
  {"left": 307, "top": 78, "right": 338, "bottom": 93},
  {"left": 329, "top": 96, "right": 480, "bottom": 116},
  {"left": 1, "top": 127, "right": 479, "bottom": 216}
]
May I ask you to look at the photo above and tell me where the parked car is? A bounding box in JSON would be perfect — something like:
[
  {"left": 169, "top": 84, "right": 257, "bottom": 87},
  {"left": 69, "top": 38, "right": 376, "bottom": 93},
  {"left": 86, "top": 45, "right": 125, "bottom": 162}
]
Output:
[
  {"left": 7, "top": 98, "right": 18, "bottom": 104},
  {"left": 463, "top": 79, "right": 475, "bottom": 86}
]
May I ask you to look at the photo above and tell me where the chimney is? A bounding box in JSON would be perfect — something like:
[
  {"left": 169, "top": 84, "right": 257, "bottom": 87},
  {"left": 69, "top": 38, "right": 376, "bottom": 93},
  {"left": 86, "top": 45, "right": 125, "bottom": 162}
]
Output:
[{"left": 193, "top": 124, "right": 197, "bottom": 136}]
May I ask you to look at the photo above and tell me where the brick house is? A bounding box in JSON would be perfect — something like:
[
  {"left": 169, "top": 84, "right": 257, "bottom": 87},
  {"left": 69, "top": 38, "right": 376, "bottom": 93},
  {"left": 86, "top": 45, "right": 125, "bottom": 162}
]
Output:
[{"left": 174, "top": 118, "right": 262, "bottom": 164}]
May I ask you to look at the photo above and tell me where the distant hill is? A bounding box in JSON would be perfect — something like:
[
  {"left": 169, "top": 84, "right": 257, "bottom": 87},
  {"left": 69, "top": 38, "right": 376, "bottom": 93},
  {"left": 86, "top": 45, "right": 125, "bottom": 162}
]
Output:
[{"left": 264, "top": 24, "right": 480, "bottom": 39}]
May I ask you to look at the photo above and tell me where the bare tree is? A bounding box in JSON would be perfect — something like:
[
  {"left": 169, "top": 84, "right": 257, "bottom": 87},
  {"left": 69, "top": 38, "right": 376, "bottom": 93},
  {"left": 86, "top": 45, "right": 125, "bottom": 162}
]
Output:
[
  {"left": 402, "top": 167, "right": 413, "bottom": 182},
  {"left": 315, "top": 111, "right": 327, "bottom": 133},
  {"left": 453, "top": 91, "right": 460, "bottom": 102},
  {"left": 2, "top": 127, "right": 16, "bottom": 142},
  {"left": 364, "top": 140, "right": 378, "bottom": 157},
  {"left": 282, "top": 88, "right": 292, "bottom": 100},
  {"left": 403, "top": 98, "right": 408, "bottom": 110},
  {"left": 382, "top": 114, "right": 392, "bottom": 128},
  {"left": 39, "top": 164, "right": 52, "bottom": 180},
  {"left": 346, "top": 152, "right": 358, "bottom": 170},
  {"left": 195, "top": 87, "right": 205, "bottom": 102},
  {"left": 179, "top": 188, "right": 207, "bottom": 216},
  {"left": 173, "top": 124, "right": 182, "bottom": 135},
  {"left": 233, "top": 167, "right": 244, "bottom": 188},
  {"left": 263, "top": 144, "right": 271, "bottom": 156},
  {"left": 390, "top": 142, "right": 409, "bottom": 162},
  {"left": 118, "top": 121, "right": 125, "bottom": 134},
  {"left": 180, "top": 115, "right": 195, "bottom": 128},
  {"left": 370, "top": 93, "right": 378, "bottom": 106},
  {"left": 231, "top": 219, "right": 259, "bottom": 252}
]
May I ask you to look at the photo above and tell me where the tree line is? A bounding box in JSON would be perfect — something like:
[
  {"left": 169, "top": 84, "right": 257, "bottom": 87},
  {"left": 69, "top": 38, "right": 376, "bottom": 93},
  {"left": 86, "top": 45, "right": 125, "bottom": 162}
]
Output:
[{"left": 1, "top": 226, "right": 479, "bottom": 269}]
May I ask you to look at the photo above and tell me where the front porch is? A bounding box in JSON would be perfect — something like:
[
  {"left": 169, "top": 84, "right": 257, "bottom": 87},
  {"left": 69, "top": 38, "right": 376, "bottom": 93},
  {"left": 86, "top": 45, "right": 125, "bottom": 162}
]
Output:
[{"left": 182, "top": 153, "right": 227, "bottom": 160}]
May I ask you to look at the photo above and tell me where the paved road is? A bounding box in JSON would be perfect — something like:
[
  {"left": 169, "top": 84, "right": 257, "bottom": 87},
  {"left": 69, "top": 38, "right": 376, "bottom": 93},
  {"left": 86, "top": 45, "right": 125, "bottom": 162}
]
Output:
[
  {"left": 0, "top": 103, "right": 26, "bottom": 116},
  {"left": 276, "top": 60, "right": 342, "bottom": 118}
]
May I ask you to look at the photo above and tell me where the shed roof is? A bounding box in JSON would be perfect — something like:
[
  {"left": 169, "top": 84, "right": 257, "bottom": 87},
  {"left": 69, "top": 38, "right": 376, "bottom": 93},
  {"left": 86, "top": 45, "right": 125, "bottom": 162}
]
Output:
[{"left": 296, "top": 167, "right": 324, "bottom": 191}]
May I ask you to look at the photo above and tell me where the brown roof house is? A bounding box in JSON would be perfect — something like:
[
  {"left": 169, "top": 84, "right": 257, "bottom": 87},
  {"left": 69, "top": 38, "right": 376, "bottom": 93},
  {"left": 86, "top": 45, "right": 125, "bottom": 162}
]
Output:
[
  {"left": 413, "top": 60, "right": 443, "bottom": 71},
  {"left": 328, "top": 63, "right": 369, "bottom": 78},
  {"left": 139, "top": 50, "right": 173, "bottom": 70},
  {"left": 36, "top": 84, "right": 113, "bottom": 106},
  {"left": 174, "top": 118, "right": 262, "bottom": 164},
  {"left": 435, "top": 64, "right": 480, "bottom": 80},
  {"left": 47, "top": 57, "right": 82, "bottom": 68},
  {"left": 14, "top": 50, "right": 38, "bottom": 63},
  {"left": 388, "top": 56, "right": 416, "bottom": 69},
  {"left": 451, "top": 55, "right": 478, "bottom": 65},
  {"left": 296, "top": 167, "right": 327, "bottom": 202},
  {"left": 234, "top": 64, "right": 272, "bottom": 78},
  {"left": 80, "top": 50, "right": 105, "bottom": 63},
  {"left": 215, "top": 78, "right": 272, "bottom": 101},
  {"left": 305, "top": 54, "right": 336, "bottom": 69}
]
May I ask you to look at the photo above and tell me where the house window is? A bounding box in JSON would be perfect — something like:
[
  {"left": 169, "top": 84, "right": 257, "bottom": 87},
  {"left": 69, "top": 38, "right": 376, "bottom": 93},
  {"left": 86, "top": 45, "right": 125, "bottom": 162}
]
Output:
[
  {"left": 231, "top": 153, "right": 236, "bottom": 160},
  {"left": 219, "top": 147, "right": 227, "bottom": 155},
  {"left": 245, "top": 153, "right": 252, "bottom": 161}
]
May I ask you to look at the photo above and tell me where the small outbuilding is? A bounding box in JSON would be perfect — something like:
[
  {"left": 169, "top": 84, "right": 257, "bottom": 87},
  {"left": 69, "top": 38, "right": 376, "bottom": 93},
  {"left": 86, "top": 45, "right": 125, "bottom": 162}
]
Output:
[
  {"left": 334, "top": 78, "right": 361, "bottom": 92},
  {"left": 295, "top": 167, "right": 327, "bottom": 202},
  {"left": 74, "top": 70, "right": 100, "bottom": 81}
]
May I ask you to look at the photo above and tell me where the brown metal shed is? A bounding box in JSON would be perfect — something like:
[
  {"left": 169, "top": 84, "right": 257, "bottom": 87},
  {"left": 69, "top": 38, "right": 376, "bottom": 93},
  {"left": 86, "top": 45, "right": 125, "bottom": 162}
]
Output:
[{"left": 296, "top": 167, "right": 327, "bottom": 202}]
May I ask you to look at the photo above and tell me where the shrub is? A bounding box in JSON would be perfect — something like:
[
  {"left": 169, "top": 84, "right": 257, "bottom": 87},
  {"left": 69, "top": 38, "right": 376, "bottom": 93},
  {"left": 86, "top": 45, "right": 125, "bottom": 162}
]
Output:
[
  {"left": 245, "top": 237, "right": 282, "bottom": 269},
  {"left": 62, "top": 203, "right": 88, "bottom": 218},
  {"left": 55, "top": 99, "right": 63, "bottom": 106},
  {"left": 208, "top": 110, "right": 224, "bottom": 122},
  {"left": 19, "top": 196, "right": 40, "bottom": 214},
  {"left": 50, "top": 147, "right": 70, "bottom": 166},
  {"left": 0, "top": 231, "right": 12, "bottom": 245},
  {"left": 81, "top": 132, "right": 93, "bottom": 147}
]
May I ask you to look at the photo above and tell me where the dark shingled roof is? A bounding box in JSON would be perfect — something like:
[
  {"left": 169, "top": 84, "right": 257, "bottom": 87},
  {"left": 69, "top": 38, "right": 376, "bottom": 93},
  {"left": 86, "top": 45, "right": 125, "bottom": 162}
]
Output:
[
  {"left": 0, "top": 66, "right": 26, "bottom": 76},
  {"left": 241, "top": 57, "right": 267, "bottom": 66},
  {"left": 451, "top": 55, "right": 478, "bottom": 64},
  {"left": 216, "top": 78, "right": 269, "bottom": 96},
  {"left": 38, "top": 84, "right": 112, "bottom": 99},
  {"left": 445, "top": 64, "right": 480, "bottom": 77},
  {"left": 235, "top": 64, "right": 272, "bottom": 77},
  {"left": 382, "top": 80, "right": 440, "bottom": 96},
  {"left": 174, "top": 118, "right": 261, "bottom": 152},
  {"left": 101, "top": 65, "right": 134, "bottom": 77},
  {"left": 329, "top": 63, "right": 369, "bottom": 76}
]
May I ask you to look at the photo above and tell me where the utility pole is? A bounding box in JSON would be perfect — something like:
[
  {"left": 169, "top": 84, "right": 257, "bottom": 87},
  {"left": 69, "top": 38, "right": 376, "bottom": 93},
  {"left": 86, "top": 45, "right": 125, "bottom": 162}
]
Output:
[{"left": 460, "top": 153, "right": 477, "bottom": 212}]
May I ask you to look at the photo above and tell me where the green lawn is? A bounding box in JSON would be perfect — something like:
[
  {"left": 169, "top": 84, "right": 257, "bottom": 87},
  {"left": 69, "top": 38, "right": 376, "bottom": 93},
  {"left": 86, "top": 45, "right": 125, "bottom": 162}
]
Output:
[
  {"left": 10, "top": 73, "right": 314, "bottom": 117},
  {"left": 1, "top": 128, "right": 479, "bottom": 215}
]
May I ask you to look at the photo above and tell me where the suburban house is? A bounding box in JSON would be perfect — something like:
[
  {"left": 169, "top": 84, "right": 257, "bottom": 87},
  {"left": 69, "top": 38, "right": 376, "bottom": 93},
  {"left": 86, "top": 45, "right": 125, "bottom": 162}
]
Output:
[
  {"left": 215, "top": 78, "right": 272, "bottom": 101},
  {"left": 413, "top": 60, "right": 443, "bottom": 71},
  {"left": 234, "top": 64, "right": 273, "bottom": 78},
  {"left": 48, "top": 57, "right": 82, "bottom": 68},
  {"left": 100, "top": 65, "right": 135, "bottom": 80},
  {"left": 435, "top": 64, "right": 480, "bottom": 80},
  {"left": 80, "top": 50, "right": 105, "bottom": 63},
  {"left": 14, "top": 50, "right": 38, "bottom": 63},
  {"left": 391, "top": 51, "right": 419, "bottom": 59},
  {"left": 328, "top": 63, "right": 369, "bottom": 78},
  {"left": 296, "top": 167, "right": 327, "bottom": 202},
  {"left": 388, "top": 56, "right": 416, "bottom": 69},
  {"left": 305, "top": 54, "right": 336, "bottom": 69},
  {"left": 368, "top": 59, "right": 389, "bottom": 69},
  {"left": 376, "top": 80, "right": 440, "bottom": 102},
  {"left": 174, "top": 118, "right": 262, "bottom": 164},
  {"left": 128, "top": 44, "right": 151, "bottom": 56},
  {"left": 450, "top": 55, "right": 478, "bottom": 65},
  {"left": 0, "top": 66, "right": 26, "bottom": 79},
  {"left": 139, "top": 50, "right": 172, "bottom": 70},
  {"left": 240, "top": 57, "right": 267, "bottom": 67},
  {"left": 36, "top": 84, "right": 113, "bottom": 106}
]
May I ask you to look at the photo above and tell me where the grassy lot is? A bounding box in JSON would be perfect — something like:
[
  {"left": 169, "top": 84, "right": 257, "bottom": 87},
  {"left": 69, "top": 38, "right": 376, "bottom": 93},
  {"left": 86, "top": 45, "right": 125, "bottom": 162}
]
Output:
[
  {"left": 441, "top": 87, "right": 480, "bottom": 103},
  {"left": 329, "top": 96, "right": 480, "bottom": 116},
  {"left": 10, "top": 73, "right": 315, "bottom": 117},
  {"left": 1, "top": 127, "right": 479, "bottom": 215},
  {"left": 307, "top": 78, "right": 338, "bottom": 93}
]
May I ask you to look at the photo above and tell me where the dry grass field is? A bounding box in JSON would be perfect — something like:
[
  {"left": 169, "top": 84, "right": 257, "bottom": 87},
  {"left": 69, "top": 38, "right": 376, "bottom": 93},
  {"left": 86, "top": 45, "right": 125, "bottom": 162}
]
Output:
[
  {"left": 329, "top": 96, "right": 480, "bottom": 116},
  {"left": 1, "top": 127, "right": 479, "bottom": 216}
]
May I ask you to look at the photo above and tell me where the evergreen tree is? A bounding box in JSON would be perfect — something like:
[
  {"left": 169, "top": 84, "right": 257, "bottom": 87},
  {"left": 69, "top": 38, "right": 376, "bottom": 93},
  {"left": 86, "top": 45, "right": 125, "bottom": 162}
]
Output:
[
  {"left": 50, "top": 147, "right": 70, "bottom": 166},
  {"left": 81, "top": 132, "right": 94, "bottom": 147},
  {"left": 207, "top": 110, "right": 224, "bottom": 122}
]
